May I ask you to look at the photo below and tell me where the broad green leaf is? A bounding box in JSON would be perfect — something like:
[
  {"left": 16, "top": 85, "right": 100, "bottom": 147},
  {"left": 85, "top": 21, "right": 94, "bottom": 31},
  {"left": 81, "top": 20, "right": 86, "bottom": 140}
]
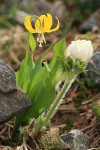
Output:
[
  {"left": 16, "top": 59, "right": 25, "bottom": 88},
  {"left": 27, "top": 45, "right": 53, "bottom": 94},
  {"left": 50, "top": 39, "right": 66, "bottom": 83},
  {"left": 16, "top": 55, "right": 34, "bottom": 92},
  {"left": 22, "top": 55, "right": 34, "bottom": 92},
  {"left": 24, "top": 77, "right": 55, "bottom": 120},
  {"left": 15, "top": 45, "right": 55, "bottom": 127},
  {"left": 15, "top": 42, "right": 60, "bottom": 129},
  {"left": 29, "top": 32, "right": 36, "bottom": 52},
  {"left": 33, "top": 77, "right": 55, "bottom": 117},
  {"left": 16, "top": 58, "right": 55, "bottom": 125},
  {"left": 15, "top": 70, "right": 55, "bottom": 126},
  {"left": 27, "top": 66, "right": 44, "bottom": 94},
  {"left": 50, "top": 39, "right": 66, "bottom": 70}
]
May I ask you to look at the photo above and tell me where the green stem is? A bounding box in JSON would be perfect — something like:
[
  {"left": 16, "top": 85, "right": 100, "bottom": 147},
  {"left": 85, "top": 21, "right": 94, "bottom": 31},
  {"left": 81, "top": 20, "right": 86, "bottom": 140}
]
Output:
[
  {"left": 34, "top": 72, "right": 77, "bottom": 134},
  {"left": 44, "top": 72, "right": 77, "bottom": 126}
]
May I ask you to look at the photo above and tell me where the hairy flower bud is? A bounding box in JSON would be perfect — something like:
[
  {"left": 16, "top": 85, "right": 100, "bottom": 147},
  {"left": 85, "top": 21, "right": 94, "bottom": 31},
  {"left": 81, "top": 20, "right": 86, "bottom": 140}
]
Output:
[{"left": 65, "top": 40, "right": 93, "bottom": 61}]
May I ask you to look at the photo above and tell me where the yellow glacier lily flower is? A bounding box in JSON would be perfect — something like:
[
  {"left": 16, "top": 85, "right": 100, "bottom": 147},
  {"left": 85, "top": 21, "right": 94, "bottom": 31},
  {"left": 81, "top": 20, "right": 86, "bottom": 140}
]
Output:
[{"left": 24, "top": 13, "right": 60, "bottom": 47}]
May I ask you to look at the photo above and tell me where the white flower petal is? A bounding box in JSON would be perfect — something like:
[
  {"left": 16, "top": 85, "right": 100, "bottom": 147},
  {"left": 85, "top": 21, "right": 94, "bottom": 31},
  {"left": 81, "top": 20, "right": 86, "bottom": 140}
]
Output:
[{"left": 65, "top": 40, "right": 93, "bottom": 61}]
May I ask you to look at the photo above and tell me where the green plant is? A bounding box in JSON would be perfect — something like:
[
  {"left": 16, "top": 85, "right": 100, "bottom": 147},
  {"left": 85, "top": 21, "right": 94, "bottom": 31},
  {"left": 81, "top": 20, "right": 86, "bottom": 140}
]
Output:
[
  {"left": 13, "top": 14, "right": 93, "bottom": 144},
  {"left": 2, "top": 40, "right": 14, "bottom": 51},
  {"left": 0, "top": 17, "right": 13, "bottom": 28},
  {"left": 38, "top": 134, "right": 70, "bottom": 150},
  {"left": 91, "top": 103, "right": 100, "bottom": 118},
  {"left": 14, "top": 34, "right": 67, "bottom": 134},
  {"left": 77, "top": 78, "right": 89, "bottom": 99},
  {"left": 65, "top": 117, "right": 74, "bottom": 132}
]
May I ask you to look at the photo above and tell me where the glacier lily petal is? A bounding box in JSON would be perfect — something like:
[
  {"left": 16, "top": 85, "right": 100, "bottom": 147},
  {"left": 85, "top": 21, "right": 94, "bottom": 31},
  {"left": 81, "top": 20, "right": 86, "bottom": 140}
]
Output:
[{"left": 24, "top": 16, "right": 37, "bottom": 33}]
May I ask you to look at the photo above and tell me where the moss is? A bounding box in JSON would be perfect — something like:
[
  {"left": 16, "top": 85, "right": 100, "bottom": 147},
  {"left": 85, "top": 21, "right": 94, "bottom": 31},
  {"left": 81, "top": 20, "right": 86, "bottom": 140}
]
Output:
[{"left": 38, "top": 134, "right": 70, "bottom": 150}]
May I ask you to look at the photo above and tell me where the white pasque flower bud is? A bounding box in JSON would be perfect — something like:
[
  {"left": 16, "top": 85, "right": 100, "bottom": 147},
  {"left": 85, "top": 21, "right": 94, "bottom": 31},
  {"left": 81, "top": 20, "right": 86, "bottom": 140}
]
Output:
[{"left": 65, "top": 40, "right": 93, "bottom": 61}]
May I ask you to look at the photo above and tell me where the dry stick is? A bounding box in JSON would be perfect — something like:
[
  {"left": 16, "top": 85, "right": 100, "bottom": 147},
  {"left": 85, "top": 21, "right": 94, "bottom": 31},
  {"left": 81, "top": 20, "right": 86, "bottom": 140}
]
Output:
[
  {"left": 88, "top": 148, "right": 100, "bottom": 150},
  {"left": 82, "top": 124, "right": 93, "bottom": 132},
  {"left": 8, "top": 126, "right": 12, "bottom": 139},
  {"left": 82, "top": 121, "right": 100, "bottom": 132},
  {"left": 58, "top": 107, "right": 76, "bottom": 111},
  {"left": 89, "top": 121, "right": 100, "bottom": 148},
  {"left": 0, "top": 126, "right": 7, "bottom": 135},
  {"left": 91, "top": 136, "right": 100, "bottom": 148},
  {"left": 90, "top": 126, "right": 97, "bottom": 137},
  {"left": 82, "top": 117, "right": 96, "bottom": 135},
  {"left": 89, "top": 132, "right": 99, "bottom": 139},
  {"left": 26, "top": 144, "right": 33, "bottom": 150},
  {"left": 52, "top": 124, "right": 66, "bottom": 129},
  {"left": 0, "top": 135, "right": 5, "bottom": 140},
  {"left": 82, "top": 93, "right": 100, "bottom": 105},
  {"left": 5, "top": 122, "right": 13, "bottom": 128}
]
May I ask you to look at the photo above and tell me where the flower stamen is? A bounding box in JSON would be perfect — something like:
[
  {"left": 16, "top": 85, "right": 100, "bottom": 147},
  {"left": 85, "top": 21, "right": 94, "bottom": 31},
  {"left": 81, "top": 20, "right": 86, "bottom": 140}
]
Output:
[{"left": 37, "top": 33, "right": 46, "bottom": 47}]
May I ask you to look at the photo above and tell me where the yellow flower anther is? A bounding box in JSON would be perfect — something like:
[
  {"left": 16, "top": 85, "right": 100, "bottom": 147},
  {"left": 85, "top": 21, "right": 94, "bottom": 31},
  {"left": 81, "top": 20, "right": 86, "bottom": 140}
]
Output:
[{"left": 24, "top": 13, "right": 60, "bottom": 47}]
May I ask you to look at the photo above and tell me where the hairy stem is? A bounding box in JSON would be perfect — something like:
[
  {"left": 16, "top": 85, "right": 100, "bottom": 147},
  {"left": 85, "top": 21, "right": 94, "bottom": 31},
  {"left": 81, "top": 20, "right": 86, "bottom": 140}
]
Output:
[
  {"left": 44, "top": 72, "right": 77, "bottom": 125},
  {"left": 35, "top": 71, "right": 77, "bottom": 134}
]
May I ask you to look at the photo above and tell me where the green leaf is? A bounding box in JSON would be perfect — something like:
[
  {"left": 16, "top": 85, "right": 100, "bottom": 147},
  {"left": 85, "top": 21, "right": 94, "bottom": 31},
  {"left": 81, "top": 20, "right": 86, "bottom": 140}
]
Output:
[
  {"left": 16, "top": 55, "right": 34, "bottom": 92},
  {"left": 15, "top": 45, "right": 55, "bottom": 127},
  {"left": 16, "top": 59, "right": 25, "bottom": 88},
  {"left": 15, "top": 70, "right": 55, "bottom": 126},
  {"left": 50, "top": 39, "right": 66, "bottom": 83},
  {"left": 15, "top": 41, "right": 68, "bottom": 130},
  {"left": 29, "top": 32, "right": 36, "bottom": 52},
  {"left": 27, "top": 45, "right": 53, "bottom": 94},
  {"left": 50, "top": 39, "right": 66, "bottom": 69},
  {"left": 24, "top": 77, "right": 55, "bottom": 120}
]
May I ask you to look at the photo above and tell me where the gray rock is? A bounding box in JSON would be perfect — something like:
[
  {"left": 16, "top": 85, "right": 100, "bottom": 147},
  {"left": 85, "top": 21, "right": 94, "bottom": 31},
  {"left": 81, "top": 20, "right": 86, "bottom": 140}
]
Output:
[
  {"left": 0, "top": 60, "right": 16, "bottom": 94},
  {"left": 61, "top": 129, "right": 89, "bottom": 150},
  {"left": 0, "top": 60, "right": 31, "bottom": 124},
  {"left": 18, "top": 0, "right": 66, "bottom": 19},
  {"left": 16, "top": 10, "right": 31, "bottom": 24},
  {"left": 86, "top": 49, "right": 100, "bottom": 85},
  {"left": 79, "top": 9, "right": 100, "bottom": 33},
  {"left": 0, "top": 88, "right": 31, "bottom": 124},
  {"left": 16, "top": 0, "right": 67, "bottom": 25}
]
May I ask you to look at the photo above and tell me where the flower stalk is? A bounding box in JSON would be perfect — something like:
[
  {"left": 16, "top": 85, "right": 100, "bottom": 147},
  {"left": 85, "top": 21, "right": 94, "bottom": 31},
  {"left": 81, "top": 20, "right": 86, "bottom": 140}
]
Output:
[
  {"left": 34, "top": 71, "right": 77, "bottom": 134},
  {"left": 34, "top": 52, "right": 89, "bottom": 134},
  {"left": 44, "top": 72, "right": 77, "bottom": 126}
]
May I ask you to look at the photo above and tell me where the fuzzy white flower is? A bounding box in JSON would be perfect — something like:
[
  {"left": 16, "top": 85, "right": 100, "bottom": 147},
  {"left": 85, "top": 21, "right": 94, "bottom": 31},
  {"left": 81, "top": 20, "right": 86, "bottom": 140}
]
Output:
[{"left": 65, "top": 40, "right": 93, "bottom": 61}]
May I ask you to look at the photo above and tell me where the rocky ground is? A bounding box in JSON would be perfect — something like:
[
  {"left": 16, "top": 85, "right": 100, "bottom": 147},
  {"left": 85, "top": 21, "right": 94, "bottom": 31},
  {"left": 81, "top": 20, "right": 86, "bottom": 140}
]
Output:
[{"left": 0, "top": 0, "right": 100, "bottom": 150}]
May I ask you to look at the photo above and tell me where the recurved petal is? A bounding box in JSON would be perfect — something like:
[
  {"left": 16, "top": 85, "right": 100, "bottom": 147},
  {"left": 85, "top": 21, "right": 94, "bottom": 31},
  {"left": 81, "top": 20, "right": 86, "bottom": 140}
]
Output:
[
  {"left": 42, "top": 15, "right": 53, "bottom": 32},
  {"left": 35, "top": 14, "right": 51, "bottom": 33},
  {"left": 24, "top": 16, "right": 36, "bottom": 33},
  {"left": 47, "top": 17, "right": 60, "bottom": 33},
  {"left": 35, "top": 15, "right": 45, "bottom": 31},
  {"left": 46, "top": 13, "right": 52, "bottom": 29},
  {"left": 41, "top": 13, "right": 53, "bottom": 32}
]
